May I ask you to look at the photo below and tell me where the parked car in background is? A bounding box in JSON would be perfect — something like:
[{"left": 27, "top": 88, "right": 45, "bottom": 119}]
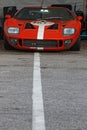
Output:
[
  {"left": 0, "top": 17, "right": 4, "bottom": 39},
  {"left": 0, "top": 6, "right": 17, "bottom": 40},
  {"left": 4, "top": 6, "right": 82, "bottom": 51}
]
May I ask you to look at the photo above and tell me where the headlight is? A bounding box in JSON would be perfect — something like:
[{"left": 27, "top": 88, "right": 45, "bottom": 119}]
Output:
[
  {"left": 8, "top": 27, "right": 20, "bottom": 34},
  {"left": 63, "top": 28, "right": 75, "bottom": 35}
]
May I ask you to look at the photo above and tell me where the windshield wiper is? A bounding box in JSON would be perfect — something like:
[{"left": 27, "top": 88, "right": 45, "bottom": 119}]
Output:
[
  {"left": 43, "top": 17, "right": 63, "bottom": 20},
  {"left": 37, "top": 17, "right": 63, "bottom": 20}
]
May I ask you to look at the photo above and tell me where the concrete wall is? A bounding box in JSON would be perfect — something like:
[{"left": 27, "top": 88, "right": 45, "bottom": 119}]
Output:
[{"left": 0, "top": 0, "right": 85, "bottom": 8}]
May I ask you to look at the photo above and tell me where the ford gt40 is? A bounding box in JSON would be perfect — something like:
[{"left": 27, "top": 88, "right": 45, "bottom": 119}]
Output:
[{"left": 4, "top": 6, "right": 82, "bottom": 51}]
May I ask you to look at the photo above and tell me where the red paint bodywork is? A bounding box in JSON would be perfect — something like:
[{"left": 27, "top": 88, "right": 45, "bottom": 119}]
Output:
[{"left": 4, "top": 6, "right": 81, "bottom": 51}]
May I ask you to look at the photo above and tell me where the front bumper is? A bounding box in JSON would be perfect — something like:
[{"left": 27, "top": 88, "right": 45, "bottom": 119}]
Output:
[{"left": 6, "top": 38, "right": 75, "bottom": 51}]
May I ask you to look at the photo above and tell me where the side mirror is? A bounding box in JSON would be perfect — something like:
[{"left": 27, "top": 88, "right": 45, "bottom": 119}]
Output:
[
  {"left": 5, "top": 14, "right": 12, "bottom": 19},
  {"left": 77, "top": 16, "right": 83, "bottom": 21}
]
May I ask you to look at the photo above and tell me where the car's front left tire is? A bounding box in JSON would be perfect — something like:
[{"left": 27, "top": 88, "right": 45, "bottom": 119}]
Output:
[{"left": 70, "top": 37, "right": 81, "bottom": 51}]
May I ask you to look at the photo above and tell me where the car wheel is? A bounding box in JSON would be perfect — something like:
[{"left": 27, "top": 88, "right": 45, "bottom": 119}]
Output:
[
  {"left": 70, "top": 37, "right": 80, "bottom": 51},
  {"left": 4, "top": 37, "right": 14, "bottom": 50},
  {"left": 0, "top": 27, "right": 4, "bottom": 40}
]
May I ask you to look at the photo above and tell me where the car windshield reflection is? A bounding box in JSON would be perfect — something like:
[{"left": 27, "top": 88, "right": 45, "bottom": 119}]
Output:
[{"left": 14, "top": 7, "right": 74, "bottom": 20}]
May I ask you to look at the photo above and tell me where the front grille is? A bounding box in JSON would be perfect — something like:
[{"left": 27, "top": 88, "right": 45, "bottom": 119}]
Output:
[{"left": 23, "top": 40, "right": 58, "bottom": 48}]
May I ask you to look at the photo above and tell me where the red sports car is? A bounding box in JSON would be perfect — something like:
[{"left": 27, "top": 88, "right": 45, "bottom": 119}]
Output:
[{"left": 4, "top": 6, "right": 82, "bottom": 51}]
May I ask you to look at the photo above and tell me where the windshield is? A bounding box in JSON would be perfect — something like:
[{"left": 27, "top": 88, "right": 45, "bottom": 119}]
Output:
[{"left": 14, "top": 7, "right": 74, "bottom": 20}]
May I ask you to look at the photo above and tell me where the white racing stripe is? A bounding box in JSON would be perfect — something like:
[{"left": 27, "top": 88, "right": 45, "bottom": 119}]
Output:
[
  {"left": 31, "top": 21, "right": 54, "bottom": 39},
  {"left": 37, "top": 24, "right": 45, "bottom": 39},
  {"left": 32, "top": 53, "right": 46, "bottom": 130}
]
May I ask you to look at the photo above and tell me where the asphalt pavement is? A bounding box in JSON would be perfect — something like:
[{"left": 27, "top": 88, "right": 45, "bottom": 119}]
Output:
[{"left": 0, "top": 41, "right": 87, "bottom": 130}]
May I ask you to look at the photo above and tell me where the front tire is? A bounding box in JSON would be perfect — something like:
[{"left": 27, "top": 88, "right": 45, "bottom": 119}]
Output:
[
  {"left": 4, "top": 38, "right": 14, "bottom": 50},
  {"left": 70, "top": 37, "right": 81, "bottom": 51}
]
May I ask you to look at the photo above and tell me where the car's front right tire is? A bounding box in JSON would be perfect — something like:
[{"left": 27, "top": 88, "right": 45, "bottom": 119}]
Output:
[{"left": 4, "top": 37, "right": 14, "bottom": 50}]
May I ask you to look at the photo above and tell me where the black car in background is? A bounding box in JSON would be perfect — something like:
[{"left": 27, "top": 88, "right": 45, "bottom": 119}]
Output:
[{"left": 0, "top": 6, "right": 17, "bottom": 39}]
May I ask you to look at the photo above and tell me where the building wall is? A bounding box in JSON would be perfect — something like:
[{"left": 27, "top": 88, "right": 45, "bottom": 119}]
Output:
[{"left": 0, "top": 0, "right": 85, "bottom": 7}]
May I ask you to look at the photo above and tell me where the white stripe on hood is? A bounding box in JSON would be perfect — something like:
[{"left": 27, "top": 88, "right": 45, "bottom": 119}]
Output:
[{"left": 31, "top": 21, "right": 54, "bottom": 39}]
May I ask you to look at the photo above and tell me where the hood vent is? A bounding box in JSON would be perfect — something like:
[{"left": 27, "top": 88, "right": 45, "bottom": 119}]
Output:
[
  {"left": 25, "top": 23, "right": 35, "bottom": 29},
  {"left": 48, "top": 24, "right": 58, "bottom": 30}
]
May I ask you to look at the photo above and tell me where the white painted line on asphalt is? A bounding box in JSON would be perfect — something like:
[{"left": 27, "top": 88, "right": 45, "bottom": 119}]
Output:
[{"left": 32, "top": 52, "right": 46, "bottom": 130}]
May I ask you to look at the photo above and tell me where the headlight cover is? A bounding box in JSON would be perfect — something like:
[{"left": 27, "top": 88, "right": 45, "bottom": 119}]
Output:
[
  {"left": 63, "top": 28, "right": 75, "bottom": 36},
  {"left": 8, "top": 27, "right": 20, "bottom": 34}
]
